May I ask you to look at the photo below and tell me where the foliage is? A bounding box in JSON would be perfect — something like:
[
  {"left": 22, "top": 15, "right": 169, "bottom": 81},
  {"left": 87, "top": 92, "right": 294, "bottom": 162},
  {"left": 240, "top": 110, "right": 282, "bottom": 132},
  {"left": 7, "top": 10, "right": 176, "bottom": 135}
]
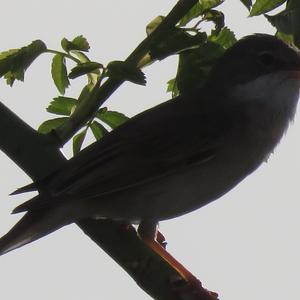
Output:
[
  {"left": 0, "top": 0, "right": 298, "bottom": 155},
  {"left": 1, "top": 0, "right": 300, "bottom": 299}
]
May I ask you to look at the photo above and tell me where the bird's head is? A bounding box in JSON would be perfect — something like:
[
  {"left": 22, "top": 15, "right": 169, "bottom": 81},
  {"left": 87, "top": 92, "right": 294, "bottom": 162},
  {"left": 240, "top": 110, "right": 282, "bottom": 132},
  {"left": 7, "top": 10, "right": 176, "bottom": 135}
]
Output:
[
  {"left": 208, "top": 34, "right": 300, "bottom": 88},
  {"left": 207, "top": 34, "right": 300, "bottom": 123}
]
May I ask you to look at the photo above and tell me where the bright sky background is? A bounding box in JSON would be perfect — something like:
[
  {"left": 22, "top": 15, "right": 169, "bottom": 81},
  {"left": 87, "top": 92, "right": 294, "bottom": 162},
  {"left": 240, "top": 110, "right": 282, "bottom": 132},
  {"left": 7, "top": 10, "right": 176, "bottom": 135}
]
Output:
[{"left": 0, "top": 1, "right": 299, "bottom": 300}]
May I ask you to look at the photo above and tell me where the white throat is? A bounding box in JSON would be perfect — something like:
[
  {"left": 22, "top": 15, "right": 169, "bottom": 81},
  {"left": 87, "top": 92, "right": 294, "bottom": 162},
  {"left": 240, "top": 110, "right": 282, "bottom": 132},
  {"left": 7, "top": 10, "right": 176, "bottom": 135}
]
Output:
[{"left": 230, "top": 71, "right": 300, "bottom": 122}]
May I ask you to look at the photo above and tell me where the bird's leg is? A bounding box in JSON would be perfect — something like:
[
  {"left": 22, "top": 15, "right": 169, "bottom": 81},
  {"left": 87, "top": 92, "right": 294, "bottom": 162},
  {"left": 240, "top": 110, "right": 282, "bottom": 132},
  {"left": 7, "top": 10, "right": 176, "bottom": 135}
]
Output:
[
  {"left": 138, "top": 220, "right": 201, "bottom": 285},
  {"left": 138, "top": 221, "right": 219, "bottom": 299}
]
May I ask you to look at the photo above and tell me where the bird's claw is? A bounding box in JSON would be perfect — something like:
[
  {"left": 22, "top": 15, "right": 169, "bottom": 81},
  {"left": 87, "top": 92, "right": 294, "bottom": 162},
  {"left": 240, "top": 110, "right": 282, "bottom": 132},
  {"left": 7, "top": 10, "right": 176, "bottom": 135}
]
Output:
[{"left": 169, "top": 274, "right": 219, "bottom": 300}]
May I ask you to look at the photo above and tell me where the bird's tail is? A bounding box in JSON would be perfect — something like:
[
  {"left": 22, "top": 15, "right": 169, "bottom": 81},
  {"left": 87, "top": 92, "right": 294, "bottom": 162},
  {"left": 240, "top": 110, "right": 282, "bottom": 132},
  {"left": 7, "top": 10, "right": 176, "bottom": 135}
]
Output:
[{"left": 0, "top": 206, "right": 70, "bottom": 256}]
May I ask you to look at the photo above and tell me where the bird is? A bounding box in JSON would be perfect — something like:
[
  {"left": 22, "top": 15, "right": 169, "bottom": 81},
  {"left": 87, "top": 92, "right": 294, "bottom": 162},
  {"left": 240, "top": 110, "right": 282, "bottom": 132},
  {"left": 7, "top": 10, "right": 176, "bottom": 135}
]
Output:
[{"left": 1, "top": 34, "right": 300, "bottom": 263}]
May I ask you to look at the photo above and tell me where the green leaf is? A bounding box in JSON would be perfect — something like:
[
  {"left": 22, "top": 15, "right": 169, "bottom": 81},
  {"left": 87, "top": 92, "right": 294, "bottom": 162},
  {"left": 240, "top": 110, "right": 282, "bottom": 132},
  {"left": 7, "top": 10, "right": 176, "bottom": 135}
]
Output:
[
  {"left": 179, "top": 0, "right": 224, "bottom": 26},
  {"left": 149, "top": 29, "right": 207, "bottom": 61},
  {"left": 46, "top": 96, "right": 77, "bottom": 116},
  {"left": 61, "top": 35, "right": 90, "bottom": 52},
  {"left": 72, "top": 36, "right": 90, "bottom": 51},
  {"left": 73, "top": 129, "right": 87, "bottom": 155},
  {"left": 106, "top": 61, "right": 146, "bottom": 85},
  {"left": 266, "top": 1, "right": 300, "bottom": 48},
  {"left": 90, "top": 121, "right": 108, "bottom": 140},
  {"left": 250, "top": 0, "right": 286, "bottom": 16},
  {"left": 51, "top": 54, "right": 70, "bottom": 94},
  {"left": 176, "top": 41, "right": 225, "bottom": 93},
  {"left": 240, "top": 0, "right": 252, "bottom": 10},
  {"left": 69, "top": 62, "right": 102, "bottom": 79},
  {"left": 168, "top": 28, "right": 233, "bottom": 97},
  {"left": 275, "top": 31, "right": 294, "bottom": 44},
  {"left": 0, "top": 40, "right": 47, "bottom": 86},
  {"left": 166, "top": 78, "right": 180, "bottom": 98},
  {"left": 176, "top": 31, "right": 233, "bottom": 96},
  {"left": 209, "top": 27, "right": 237, "bottom": 49},
  {"left": 179, "top": 3, "right": 203, "bottom": 26},
  {"left": 70, "top": 51, "right": 101, "bottom": 84},
  {"left": 70, "top": 50, "right": 90, "bottom": 63},
  {"left": 96, "top": 109, "right": 129, "bottom": 129},
  {"left": 199, "top": 0, "right": 225, "bottom": 11},
  {"left": 265, "top": 5, "right": 300, "bottom": 35},
  {"left": 38, "top": 117, "right": 68, "bottom": 134}
]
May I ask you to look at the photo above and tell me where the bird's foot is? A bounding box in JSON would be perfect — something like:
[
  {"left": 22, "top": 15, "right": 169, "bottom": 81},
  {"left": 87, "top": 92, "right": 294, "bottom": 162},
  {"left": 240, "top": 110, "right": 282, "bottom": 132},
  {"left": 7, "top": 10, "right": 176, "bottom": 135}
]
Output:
[
  {"left": 138, "top": 221, "right": 218, "bottom": 299},
  {"left": 170, "top": 274, "right": 219, "bottom": 300}
]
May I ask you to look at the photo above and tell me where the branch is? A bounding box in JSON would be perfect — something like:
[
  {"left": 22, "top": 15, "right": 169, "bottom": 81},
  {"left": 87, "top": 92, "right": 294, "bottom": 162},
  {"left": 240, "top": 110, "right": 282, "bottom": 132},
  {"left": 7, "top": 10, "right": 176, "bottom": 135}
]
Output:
[
  {"left": 0, "top": 102, "right": 217, "bottom": 300},
  {"left": 0, "top": 103, "right": 64, "bottom": 179}
]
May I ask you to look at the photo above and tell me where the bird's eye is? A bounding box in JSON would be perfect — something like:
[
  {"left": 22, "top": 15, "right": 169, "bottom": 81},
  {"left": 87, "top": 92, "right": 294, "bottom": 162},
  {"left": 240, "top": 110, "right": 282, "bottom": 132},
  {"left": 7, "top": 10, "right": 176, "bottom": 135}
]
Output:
[{"left": 258, "top": 52, "right": 276, "bottom": 67}]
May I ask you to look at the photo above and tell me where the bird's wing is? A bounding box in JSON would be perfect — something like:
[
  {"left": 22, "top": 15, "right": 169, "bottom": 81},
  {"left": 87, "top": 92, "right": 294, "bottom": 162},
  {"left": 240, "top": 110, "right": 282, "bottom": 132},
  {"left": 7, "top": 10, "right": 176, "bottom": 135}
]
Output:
[{"left": 14, "top": 91, "right": 235, "bottom": 212}]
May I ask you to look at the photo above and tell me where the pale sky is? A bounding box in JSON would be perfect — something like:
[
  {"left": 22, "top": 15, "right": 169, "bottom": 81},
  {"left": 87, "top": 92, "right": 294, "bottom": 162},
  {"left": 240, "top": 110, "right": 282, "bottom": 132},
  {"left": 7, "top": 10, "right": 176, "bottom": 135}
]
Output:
[{"left": 0, "top": 1, "right": 299, "bottom": 300}]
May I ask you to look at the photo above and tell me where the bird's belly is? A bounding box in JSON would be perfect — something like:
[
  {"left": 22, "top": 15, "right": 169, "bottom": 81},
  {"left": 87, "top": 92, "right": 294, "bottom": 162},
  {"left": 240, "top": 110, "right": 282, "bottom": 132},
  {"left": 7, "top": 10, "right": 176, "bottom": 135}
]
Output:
[{"left": 91, "top": 153, "right": 263, "bottom": 221}]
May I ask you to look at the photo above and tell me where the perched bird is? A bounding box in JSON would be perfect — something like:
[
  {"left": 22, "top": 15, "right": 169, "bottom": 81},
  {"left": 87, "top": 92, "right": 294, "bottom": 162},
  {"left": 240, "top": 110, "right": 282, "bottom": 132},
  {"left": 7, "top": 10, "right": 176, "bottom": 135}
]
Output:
[{"left": 1, "top": 34, "right": 300, "bottom": 259}]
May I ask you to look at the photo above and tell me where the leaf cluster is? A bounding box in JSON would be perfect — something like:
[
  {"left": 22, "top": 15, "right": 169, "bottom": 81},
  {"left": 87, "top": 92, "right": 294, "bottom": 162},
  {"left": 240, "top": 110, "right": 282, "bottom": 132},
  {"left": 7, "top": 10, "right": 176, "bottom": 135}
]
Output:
[
  {"left": 240, "top": 0, "right": 300, "bottom": 46},
  {"left": 0, "top": 0, "right": 299, "bottom": 155},
  {"left": 0, "top": 35, "right": 144, "bottom": 154},
  {"left": 1, "top": 1, "right": 300, "bottom": 299}
]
